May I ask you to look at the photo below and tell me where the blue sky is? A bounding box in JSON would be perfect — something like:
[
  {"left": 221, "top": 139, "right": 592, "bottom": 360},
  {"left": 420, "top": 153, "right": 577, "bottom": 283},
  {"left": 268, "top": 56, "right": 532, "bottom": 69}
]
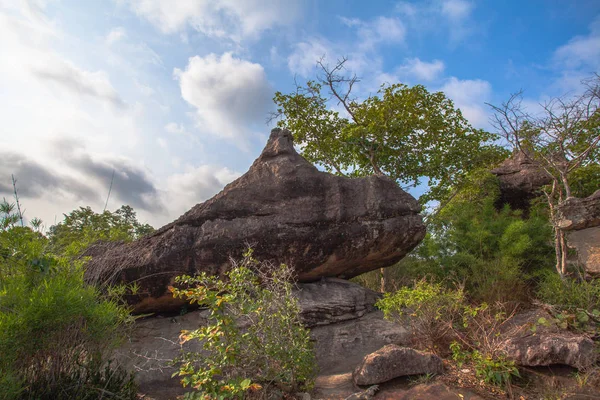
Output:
[{"left": 0, "top": 0, "right": 599, "bottom": 228}]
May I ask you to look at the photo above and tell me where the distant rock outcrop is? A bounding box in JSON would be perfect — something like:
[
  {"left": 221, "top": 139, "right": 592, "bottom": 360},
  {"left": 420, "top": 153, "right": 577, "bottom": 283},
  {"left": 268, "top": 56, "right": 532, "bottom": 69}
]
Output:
[
  {"left": 491, "top": 151, "right": 552, "bottom": 211},
  {"left": 85, "top": 129, "right": 425, "bottom": 313},
  {"left": 557, "top": 190, "right": 600, "bottom": 275}
]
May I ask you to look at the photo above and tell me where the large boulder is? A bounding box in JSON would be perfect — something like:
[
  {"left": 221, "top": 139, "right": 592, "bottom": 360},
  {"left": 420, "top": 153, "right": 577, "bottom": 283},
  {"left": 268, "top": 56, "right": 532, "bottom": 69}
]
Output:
[
  {"left": 491, "top": 151, "right": 552, "bottom": 211},
  {"left": 557, "top": 190, "right": 600, "bottom": 275},
  {"left": 85, "top": 129, "right": 425, "bottom": 313},
  {"left": 352, "top": 345, "right": 444, "bottom": 386}
]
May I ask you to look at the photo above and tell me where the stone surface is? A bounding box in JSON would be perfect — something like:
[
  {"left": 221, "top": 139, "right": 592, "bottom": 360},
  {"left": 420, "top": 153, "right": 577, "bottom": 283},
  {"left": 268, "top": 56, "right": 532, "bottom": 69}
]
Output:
[
  {"left": 500, "top": 309, "right": 596, "bottom": 370},
  {"left": 352, "top": 345, "right": 444, "bottom": 386},
  {"left": 501, "top": 333, "right": 596, "bottom": 370},
  {"left": 374, "top": 383, "right": 484, "bottom": 400},
  {"left": 296, "top": 278, "right": 381, "bottom": 327},
  {"left": 491, "top": 151, "right": 552, "bottom": 211},
  {"left": 312, "top": 312, "right": 411, "bottom": 375},
  {"left": 557, "top": 190, "right": 600, "bottom": 231},
  {"left": 85, "top": 128, "right": 425, "bottom": 313},
  {"left": 117, "top": 279, "right": 410, "bottom": 399},
  {"left": 557, "top": 190, "right": 600, "bottom": 275}
]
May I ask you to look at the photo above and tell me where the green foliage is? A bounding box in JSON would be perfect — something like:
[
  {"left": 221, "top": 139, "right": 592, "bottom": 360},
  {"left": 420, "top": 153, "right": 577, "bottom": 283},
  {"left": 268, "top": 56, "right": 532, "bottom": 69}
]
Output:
[
  {"left": 273, "top": 71, "right": 507, "bottom": 203},
  {"left": 0, "top": 199, "right": 137, "bottom": 399},
  {"left": 537, "top": 272, "right": 600, "bottom": 312},
  {"left": 48, "top": 205, "right": 154, "bottom": 256},
  {"left": 376, "top": 280, "right": 465, "bottom": 352},
  {"left": 356, "top": 171, "right": 554, "bottom": 302},
  {"left": 450, "top": 342, "right": 520, "bottom": 388},
  {"left": 170, "top": 249, "right": 317, "bottom": 399}
]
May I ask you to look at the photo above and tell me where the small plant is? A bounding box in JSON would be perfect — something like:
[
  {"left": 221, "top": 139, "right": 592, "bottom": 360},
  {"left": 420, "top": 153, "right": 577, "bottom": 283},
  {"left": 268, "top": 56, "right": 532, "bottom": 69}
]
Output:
[
  {"left": 450, "top": 342, "right": 520, "bottom": 389},
  {"left": 472, "top": 350, "right": 520, "bottom": 387},
  {"left": 170, "top": 249, "right": 317, "bottom": 399}
]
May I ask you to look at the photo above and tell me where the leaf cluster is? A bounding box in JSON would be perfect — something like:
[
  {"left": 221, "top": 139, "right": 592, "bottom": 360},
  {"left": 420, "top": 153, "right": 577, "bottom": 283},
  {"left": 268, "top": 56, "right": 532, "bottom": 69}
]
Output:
[
  {"left": 170, "top": 249, "right": 317, "bottom": 399},
  {"left": 273, "top": 63, "right": 507, "bottom": 203}
]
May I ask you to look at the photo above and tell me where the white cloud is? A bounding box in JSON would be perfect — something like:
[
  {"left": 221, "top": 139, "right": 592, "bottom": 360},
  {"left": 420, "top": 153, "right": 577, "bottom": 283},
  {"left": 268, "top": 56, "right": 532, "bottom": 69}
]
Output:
[
  {"left": 174, "top": 53, "right": 273, "bottom": 140},
  {"left": 33, "top": 59, "right": 126, "bottom": 109},
  {"left": 121, "top": 0, "right": 302, "bottom": 42},
  {"left": 162, "top": 165, "right": 241, "bottom": 220},
  {"left": 554, "top": 16, "right": 600, "bottom": 71},
  {"left": 394, "top": 0, "right": 477, "bottom": 45},
  {"left": 106, "top": 27, "right": 127, "bottom": 45},
  {"left": 398, "top": 58, "right": 445, "bottom": 81},
  {"left": 441, "top": 0, "right": 473, "bottom": 20},
  {"left": 287, "top": 38, "right": 334, "bottom": 77},
  {"left": 340, "top": 16, "right": 406, "bottom": 51},
  {"left": 441, "top": 77, "right": 492, "bottom": 128}
]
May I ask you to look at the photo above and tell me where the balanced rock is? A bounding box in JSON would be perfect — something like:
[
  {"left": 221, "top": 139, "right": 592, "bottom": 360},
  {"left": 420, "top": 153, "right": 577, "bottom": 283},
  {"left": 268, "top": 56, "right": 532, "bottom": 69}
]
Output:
[
  {"left": 352, "top": 345, "right": 443, "bottom": 386},
  {"left": 85, "top": 129, "right": 425, "bottom": 313},
  {"left": 557, "top": 190, "right": 600, "bottom": 275},
  {"left": 491, "top": 151, "right": 552, "bottom": 211}
]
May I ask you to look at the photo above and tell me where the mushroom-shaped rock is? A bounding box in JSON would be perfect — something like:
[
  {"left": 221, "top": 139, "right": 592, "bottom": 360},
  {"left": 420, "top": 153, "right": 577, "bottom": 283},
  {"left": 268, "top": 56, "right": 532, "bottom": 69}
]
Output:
[
  {"left": 84, "top": 129, "right": 425, "bottom": 313},
  {"left": 491, "top": 151, "right": 552, "bottom": 212}
]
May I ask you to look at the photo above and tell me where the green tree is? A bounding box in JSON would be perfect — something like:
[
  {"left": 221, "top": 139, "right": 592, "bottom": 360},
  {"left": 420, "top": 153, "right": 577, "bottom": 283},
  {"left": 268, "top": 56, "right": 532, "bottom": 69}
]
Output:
[
  {"left": 48, "top": 205, "right": 154, "bottom": 256},
  {"left": 272, "top": 58, "right": 507, "bottom": 204},
  {"left": 489, "top": 74, "right": 600, "bottom": 276}
]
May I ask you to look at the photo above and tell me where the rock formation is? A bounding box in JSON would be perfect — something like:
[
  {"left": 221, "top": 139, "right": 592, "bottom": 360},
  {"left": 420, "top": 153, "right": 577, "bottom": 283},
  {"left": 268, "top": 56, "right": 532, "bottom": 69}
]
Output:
[
  {"left": 557, "top": 190, "right": 600, "bottom": 275},
  {"left": 352, "top": 345, "right": 444, "bottom": 386},
  {"left": 117, "top": 280, "right": 410, "bottom": 399},
  {"left": 491, "top": 151, "right": 552, "bottom": 211},
  {"left": 85, "top": 128, "right": 425, "bottom": 313},
  {"left": 499, "top": 309, "right": 596, "bottom": 370}
]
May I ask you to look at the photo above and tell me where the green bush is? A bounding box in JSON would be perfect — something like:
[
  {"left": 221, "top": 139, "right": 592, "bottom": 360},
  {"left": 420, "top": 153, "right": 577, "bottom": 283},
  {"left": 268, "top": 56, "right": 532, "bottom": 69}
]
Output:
[
  {"left": 170, "top": 249, "right": 317, "bottom": 399},
  {"left": 0, "top": 200, "right": 137, "bottom": 399},
  {"left": 376, "top": 280, "right": 465, "bottom": 352},
  {"left": 537, "top": 272, "right": 600, "bottom": 312}
]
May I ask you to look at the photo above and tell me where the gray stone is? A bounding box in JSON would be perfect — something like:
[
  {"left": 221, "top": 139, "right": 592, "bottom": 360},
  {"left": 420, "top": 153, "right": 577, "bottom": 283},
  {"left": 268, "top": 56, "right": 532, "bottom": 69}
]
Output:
[
  {"left": 296, "top": 278, "right": 381, "bottom": 327},
  {"left": 557, "top": 190, "right": 600, "bottom": 275},
  {"left": 84, "top": 129, "right": 425, "bottom": 313},
  {"left": 491, "top": 151, "right": 552, "bottom": 212},
  {"left": 352, "top": 345, "right": 444, "bottom": 386}
]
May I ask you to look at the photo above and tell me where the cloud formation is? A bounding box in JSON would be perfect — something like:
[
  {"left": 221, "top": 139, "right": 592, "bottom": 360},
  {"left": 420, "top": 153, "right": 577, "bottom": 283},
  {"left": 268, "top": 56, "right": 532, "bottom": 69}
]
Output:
[
  {"left": 33, "top": 59, "right": 126, "bottom": 109},
  {"left": 0, "top": 151, "right": 99, "bottom": 202},
  {"left": 121, "top": 0, "right": 302, "bottom": 42},
  {"left": 174, "top": 53, "right": 273, "bottom": 140},
  {"left": 441, "top": 77, "right": 492, "bottom": 128}
]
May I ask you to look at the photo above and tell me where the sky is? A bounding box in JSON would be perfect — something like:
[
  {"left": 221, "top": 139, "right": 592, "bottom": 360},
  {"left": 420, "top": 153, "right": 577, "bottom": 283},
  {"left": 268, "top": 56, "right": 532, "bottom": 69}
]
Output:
[{"left": 1, "top": 0, "right": 599, "bottom": 229}]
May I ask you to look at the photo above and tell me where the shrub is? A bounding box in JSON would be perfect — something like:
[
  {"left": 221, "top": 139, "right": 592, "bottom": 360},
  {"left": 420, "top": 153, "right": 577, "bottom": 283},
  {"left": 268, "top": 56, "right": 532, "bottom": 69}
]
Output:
[
  {"left": 0, "top": 200, "right": 136, "bottom": 399},
  {"left": 170, "top": 249, "right": 317, "bottom": 399},
  {"left": 376, "top": 280, "right": 465, "bottom": 353},
  {"left": 537, "top": 272, "right": 600, "bottom": 312}
]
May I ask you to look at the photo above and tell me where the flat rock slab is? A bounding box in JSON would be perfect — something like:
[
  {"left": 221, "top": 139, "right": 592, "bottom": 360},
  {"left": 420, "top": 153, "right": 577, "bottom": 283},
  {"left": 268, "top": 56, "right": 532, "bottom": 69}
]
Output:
[
  {"left": 85, "top": 128, "right": 425, "bottom": 314},
  {"left": 374, "top": 383, "right": 484, "bottom": 400},
  {"left": 353, "top": 345, "right": 443, "bottom": 386}
]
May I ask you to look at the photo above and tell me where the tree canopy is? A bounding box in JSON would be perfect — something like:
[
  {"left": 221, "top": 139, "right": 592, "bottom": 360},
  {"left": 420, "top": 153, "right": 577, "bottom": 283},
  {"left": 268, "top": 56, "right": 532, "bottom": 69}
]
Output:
[{"left": 272, "top": 59, "right": 507, "bottom": 203}]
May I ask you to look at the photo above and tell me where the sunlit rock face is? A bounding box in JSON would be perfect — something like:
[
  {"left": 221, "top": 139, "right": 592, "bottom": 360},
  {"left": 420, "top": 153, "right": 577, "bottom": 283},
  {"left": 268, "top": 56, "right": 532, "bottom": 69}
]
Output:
[
  {"left": 85, "top": 128, "right": 425, "bottom": 313},
  {"left": 557, "top": 190, "right": 600, "bottom": 276}
]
